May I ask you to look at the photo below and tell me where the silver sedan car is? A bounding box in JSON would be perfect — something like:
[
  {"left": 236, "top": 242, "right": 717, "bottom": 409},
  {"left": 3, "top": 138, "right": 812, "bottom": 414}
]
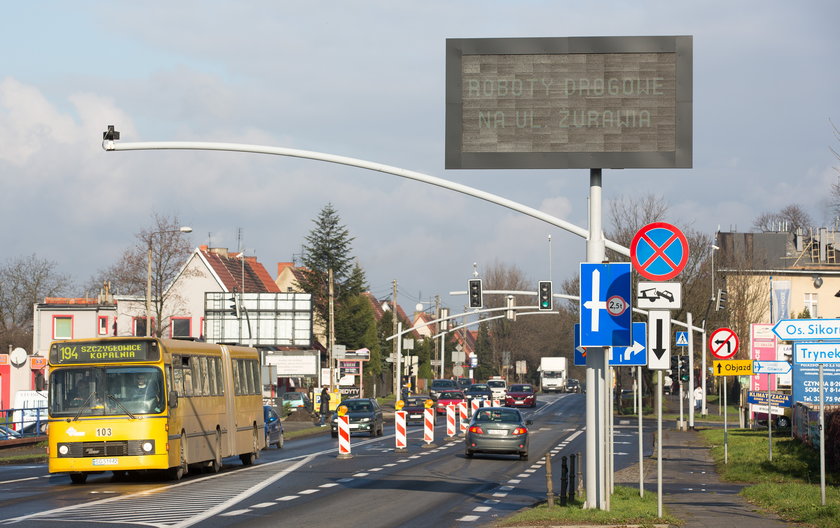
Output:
[{"left": 464, "top": 407, "right": 531, "bottom": 460}]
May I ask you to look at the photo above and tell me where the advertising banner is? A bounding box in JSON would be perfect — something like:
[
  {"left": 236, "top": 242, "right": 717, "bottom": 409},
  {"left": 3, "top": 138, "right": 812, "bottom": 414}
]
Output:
[
  {"left": 791, "top": 362, "right": 840, "bottom": 405},
  {"left": 750, "top": 323, "right": 777, "bottom": 393}
]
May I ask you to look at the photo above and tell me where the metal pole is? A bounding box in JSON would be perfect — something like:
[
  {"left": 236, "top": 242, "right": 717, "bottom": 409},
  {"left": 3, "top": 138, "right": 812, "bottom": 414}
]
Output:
[
  {"left": 638, "top": 365, "right": 644, "bottom": 497},
  {"left": 396, "top": 321, "right": 403, "bottom": 400},
  {"left": 724, "top": 376, "right": 728, "bottom": 464},
  {"left": 585, "top": 168, "right": 607, "bottom": 510},
  {"left": 657, "top": 369, "right": 662, "bottom": 518},
  {"left": 702, "top": 327, "right": 707, "bottom": 415},
  {"left": 145, "top": 242, "right": 152, "bottom": 337},
  {"left": 688, "top": 312, "right": 695, "bottom": 429},
  {"left": 329, "top": 269, "right": 335, "bottom": 392},
  {"left": 768, "top": 389, "right": 773, "bottom": 461},
  {"left": 819, "top": 363, "right": 826, "bottom": 506}
]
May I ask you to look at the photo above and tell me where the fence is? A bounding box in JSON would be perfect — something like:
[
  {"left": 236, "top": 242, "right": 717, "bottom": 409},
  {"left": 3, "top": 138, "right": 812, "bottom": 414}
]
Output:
[{"left": 1, "top": 406, "right": 49, "bottom": 439}]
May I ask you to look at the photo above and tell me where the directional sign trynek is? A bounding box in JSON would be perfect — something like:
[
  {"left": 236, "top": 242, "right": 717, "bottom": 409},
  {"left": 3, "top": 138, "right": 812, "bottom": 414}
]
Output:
[
  {"left": 630, "top": 222, "right": 689, "bottom": 282},
  {"left": 772, "top": 318, "right": 840, "bottom": 341},
  {"left": 636, "top": 281, "right": 682, "bottom": 309},
  {"left": 753, "top": 360, "right": 792, "bottom": 375},
  {"left": 647, "top": 310, "right": 671, "bottom": 369},
  {"left": 793, "top": 342, "right": 840, "bottom": 364},
  {"left": 579, "top": 263, "right": 632, "bottom": 347},
  {"left": 709, "top": 327, "right": 739, "bottom": 360}
]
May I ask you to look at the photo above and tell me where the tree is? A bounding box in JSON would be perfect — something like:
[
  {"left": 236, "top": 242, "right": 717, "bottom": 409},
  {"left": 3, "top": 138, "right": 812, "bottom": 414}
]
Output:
[
  {"left": 752, "top": 204, "right": 812, "bottom": 233},
  {"left": 335, "top": 293, "right": 380, "bottom": 375},
  {"left": 0, "top": 254, "right": 72, "bottom": 351},
  {"left": 87, "top": 213, "right": 193, "bottom": 337},
  {"left": 295, "top": 204, "right": 359, "bottom": 346}
]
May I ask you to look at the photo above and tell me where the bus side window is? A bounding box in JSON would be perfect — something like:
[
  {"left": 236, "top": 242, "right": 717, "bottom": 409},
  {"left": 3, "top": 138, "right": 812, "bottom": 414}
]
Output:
[
  {"left": 207, "top": 357, "right": 218, "bottom": 396},
  {"left": 251, "top": 360, "right": 260, "bottom": 395},
  {"left": 191, "top": 356, "right": 202, "bottom": 396},
  {"left": 172, "top": 356, "right": 184, "bottom": 395},
  {"left": 214, "top": 357, "right": 224, "bottom": 395},
  {"left": 199, "top": 356, "right": 210, "bottom": 396},
  {"left": 182, "top": 356, "right": 193, "bottom": 397},
  {"left": 233, "top": 360, "right": 242, "bottom": 395}
]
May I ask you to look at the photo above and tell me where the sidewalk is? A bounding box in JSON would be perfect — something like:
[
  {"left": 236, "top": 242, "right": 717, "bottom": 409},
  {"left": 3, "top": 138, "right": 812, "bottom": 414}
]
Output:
[{"left": 655, "top": 427, "right": 792, "bottom": 528}]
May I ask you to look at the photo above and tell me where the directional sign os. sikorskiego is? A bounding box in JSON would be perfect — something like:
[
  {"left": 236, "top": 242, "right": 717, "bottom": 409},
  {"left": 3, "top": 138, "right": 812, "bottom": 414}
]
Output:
[{"left": 772, "top": 318, "right": 840, "bottom": 341}]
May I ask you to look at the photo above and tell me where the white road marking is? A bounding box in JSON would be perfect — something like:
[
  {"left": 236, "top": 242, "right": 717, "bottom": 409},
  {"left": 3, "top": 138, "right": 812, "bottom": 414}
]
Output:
[
  {"left": 251, "top": 502, "right": 275, "bottom": 508},
  {"left": 472, "top": 506, "right": 491, "bottom": 512},
  {"left": 276, "top": 496, "right": 299, "bottom": 501},
  {"left": 319, "top": 482, "right": 339, "bottom": 488},
  {"left": 220, "top": 509, "right": 250, "bottom": 517},
  {"left": 456, "top": 515, "right": 480, "bottom": 521},
  {"left": 298, "top": 489, "right": 319, "bottom": 494}
]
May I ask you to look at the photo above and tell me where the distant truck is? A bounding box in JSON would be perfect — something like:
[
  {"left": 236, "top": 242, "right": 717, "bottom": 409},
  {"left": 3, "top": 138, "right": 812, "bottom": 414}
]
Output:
[{"left": 539, "top": 357, "right": 567, "bottom": 393}]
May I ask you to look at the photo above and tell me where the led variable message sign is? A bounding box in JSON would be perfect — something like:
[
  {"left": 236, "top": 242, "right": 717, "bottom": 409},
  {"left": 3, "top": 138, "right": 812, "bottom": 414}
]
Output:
[
  {"left": 50, "top": 340, "right": 160, "bottom": 365},
  {"left": 445, "top": 36, "right": 692, "bottom": 169}
]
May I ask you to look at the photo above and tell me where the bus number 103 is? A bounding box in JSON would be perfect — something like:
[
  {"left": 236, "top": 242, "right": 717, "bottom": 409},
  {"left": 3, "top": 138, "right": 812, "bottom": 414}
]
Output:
[{"left": 96, "top": 428, "right": 113, "bottom": 437}]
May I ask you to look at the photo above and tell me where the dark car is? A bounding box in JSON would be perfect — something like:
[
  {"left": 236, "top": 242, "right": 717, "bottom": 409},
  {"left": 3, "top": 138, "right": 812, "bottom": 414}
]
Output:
[
  {"left": 263, "top": 405, "right": 285, "bottom": 448},
  {"left": 429, "top": 379, "right": 458, "bottom": 400},
  {"left": 403, "top": 396, "right": 431, "bottom": 425},
  {"left": 563, "top": 379, "right": 581, "bottom": 393},
  {"left": 0, "top": 425, "right": 22, "bottom": 440},
  {"left": 465, "top": 407, "right": 531, "bottom": 460},
  {"left": 505, "top": 384, "right": 537, "bottom": 408},
  {"left": 330, "top": 398, "right": 385, "bottom": 437},
  {"left": 463, "top": 383, "right": 493, "bottom": 405},
  {"left": 456, "top": 377, "right": 475, "bottom": 390}
]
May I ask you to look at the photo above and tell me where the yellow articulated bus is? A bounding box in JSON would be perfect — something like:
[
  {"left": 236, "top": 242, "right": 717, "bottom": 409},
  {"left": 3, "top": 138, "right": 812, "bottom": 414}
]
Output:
[{"left": 47, "top": 337, "right": 265, "bottom": 484}]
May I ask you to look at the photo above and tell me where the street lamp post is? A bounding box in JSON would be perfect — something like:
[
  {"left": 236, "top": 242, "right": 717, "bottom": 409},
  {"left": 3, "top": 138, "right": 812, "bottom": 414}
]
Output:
[{"left": 146, "top": 226, "right": 193, "bottom": 337}]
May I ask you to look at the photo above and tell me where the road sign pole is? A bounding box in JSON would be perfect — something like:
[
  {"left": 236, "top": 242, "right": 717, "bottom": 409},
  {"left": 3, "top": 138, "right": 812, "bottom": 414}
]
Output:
[
  {"left": 688, "top": 312, "right": 695, "bottom": 429},
  {"left": 723, "top": 376, "right": 728, "bottom": 464},
  {"left": 819, "top": 363, "right": 826, "bottom": 506},
  {"left": 585, "top": 168, "right": 607, "bottom": 510},
  {"left": 637, "top": 365, "right": 644, "bottom": 498},
  {"left": 656, "top": 369, "right": 662, "bottom": 518},
  {"left": 701, "top": 327, "right": 707, "bottom": 416}
]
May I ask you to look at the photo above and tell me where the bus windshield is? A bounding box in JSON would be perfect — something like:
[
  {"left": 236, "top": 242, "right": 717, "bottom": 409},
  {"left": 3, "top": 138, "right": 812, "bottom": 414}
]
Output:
[{"left": 49, "top": 366, "right": 165, "bottom": 417}]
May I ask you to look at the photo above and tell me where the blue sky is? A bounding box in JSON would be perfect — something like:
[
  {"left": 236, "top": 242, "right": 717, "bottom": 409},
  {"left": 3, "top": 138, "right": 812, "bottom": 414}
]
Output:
[{"left": 1, "top": 1, "right": 838, "bottom": 311}]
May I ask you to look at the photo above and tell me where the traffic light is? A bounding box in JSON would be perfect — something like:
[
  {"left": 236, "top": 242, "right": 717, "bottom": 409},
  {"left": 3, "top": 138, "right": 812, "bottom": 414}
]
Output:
[
  {"left": 229, "top": 296, "right": 240, "bottom": 318},
  {"left": 715, "top": 288, "right": 727, "bottom": 311},
  {"left": 679, "top": 355, "right": 690, "bottom": 382},
  {"left": 468, "top": 279, "right": 483, "bottom": 308},
  {"left": 538, "top": 280, "right": 553, "bottom": 311}
]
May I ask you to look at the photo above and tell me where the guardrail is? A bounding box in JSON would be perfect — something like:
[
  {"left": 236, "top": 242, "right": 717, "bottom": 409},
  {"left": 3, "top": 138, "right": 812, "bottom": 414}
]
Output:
[{"left": 1, "top": 406, "right": 48, "bottom": 438}]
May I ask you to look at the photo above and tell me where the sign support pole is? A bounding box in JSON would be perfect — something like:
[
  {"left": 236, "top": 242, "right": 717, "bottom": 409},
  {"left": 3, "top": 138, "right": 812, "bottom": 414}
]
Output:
[
  {"left": 701, "top": 327, "right": 707, "bottom": 416},
  {"left": 688, "top": 312, "right": 695, "bottom": 428},
  {"left": 585, "top": 168, "right": 607, "bottom": 510},
  {"left": 819, "top": 363, "right": 826, "bottom": 506},
  {"left": 638, "top": 365, "right": 644, "bottom": 497},
  {"left": 723, "top": 376, "right": 728, "bottom": 464},
  {"left": 656, "top": 369, "right": 662, "bottom": 518}
]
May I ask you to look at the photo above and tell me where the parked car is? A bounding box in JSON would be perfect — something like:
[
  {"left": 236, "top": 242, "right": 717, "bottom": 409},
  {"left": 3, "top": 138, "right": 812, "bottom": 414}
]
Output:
[
  {"left": 505, "top": 384, "right": 537, "bottom": 408},
  {"left": 281, "top": 391, "right": 312, "bottom": 413},
  {"left": 464, "top": 407, "right": 531, "bottom": 460},
  {"left": 464, "top": 383, "right": 493, "bottom": 405},
  {"left": 436, "top": 390, "right": 466, "bottom": 415},
  {"left": 403, "top": 396, "right": 430, "bottom": 425},
  {"left": 563, "top": 379, "right": 581, "bottom": 393},
  {"left": 0, "top": 425, "right": 22, "bottom": 440},
  {"left": 487, "top": 378, "right": 507, "bottom": 401},
  {"left": 429, "top": 379, "right": 458, "bottom": 400},
  {"left": 263, "top": 405, "right": 285, "bottom": 448},
  {"left": 330, "top": 398, "right": 385, "bottom": 437}
]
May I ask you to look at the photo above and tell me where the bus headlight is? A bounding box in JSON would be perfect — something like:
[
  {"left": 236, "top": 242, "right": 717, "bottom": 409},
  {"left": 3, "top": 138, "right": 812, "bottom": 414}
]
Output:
[
  {"left": 58, "top": 444, "right": 70, "bottom": 456},
  {"left": 141, "top": 441, "right": 155, "bottom": 453}
]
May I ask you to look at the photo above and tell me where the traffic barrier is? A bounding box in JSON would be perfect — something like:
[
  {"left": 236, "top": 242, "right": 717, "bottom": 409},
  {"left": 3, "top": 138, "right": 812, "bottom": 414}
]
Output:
[
  {"left": 483, "top": 399, "right": 493, "bottom": 407},
  {"left": 459, "top": 401, "right": 469, "bottom": 434},
  {"left": 422, "top": 408, "right": 436, "bottom": 447},
  {"left": 337, "top": 415, "right": 352, "bottom": 459},
  {"left": 445, "top": 404, "right": 457, "bottom": 440},
  {"left": 395, "top": 410, "right": 408, "bottom": 453},
  {"left": 471, "top": 399, "right": 480, "bottom": 416}
]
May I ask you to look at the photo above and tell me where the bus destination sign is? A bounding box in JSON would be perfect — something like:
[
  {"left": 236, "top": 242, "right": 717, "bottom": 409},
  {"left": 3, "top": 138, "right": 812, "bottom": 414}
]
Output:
[
  {"left": 50, "top": 340, "right": 160, "bottom": 365},
  {"left": 445, "top": 36, "right": 693, "bottom": 170}
]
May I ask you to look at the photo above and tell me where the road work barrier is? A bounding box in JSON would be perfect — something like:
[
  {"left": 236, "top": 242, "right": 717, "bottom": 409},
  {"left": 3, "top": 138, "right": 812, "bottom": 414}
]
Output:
[
  {"left": 423, "top": 408, "right": 436, "bottom": 447},
  {"left": 446, "top": 405, "right": 457, "bottom": 440},
  {"left": 337, "top": 415, "right": 352, "bottom": 459},
  {"left": 459, "top": 402, "right": 469, "bottom": 434},
  {"left": 395, "top": 410, "right": 408, "bottom": 453}
]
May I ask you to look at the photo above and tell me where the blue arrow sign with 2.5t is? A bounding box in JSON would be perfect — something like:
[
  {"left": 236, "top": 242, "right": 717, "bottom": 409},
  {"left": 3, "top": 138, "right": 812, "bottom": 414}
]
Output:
[{"left": 579, "top": 263, "right": 632, "bottom": 347}]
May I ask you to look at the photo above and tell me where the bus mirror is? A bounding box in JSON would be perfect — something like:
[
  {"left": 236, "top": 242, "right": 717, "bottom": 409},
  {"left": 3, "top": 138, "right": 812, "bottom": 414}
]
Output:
[{"left": 168, "top": 391, "right": 179, "bottom": 408}]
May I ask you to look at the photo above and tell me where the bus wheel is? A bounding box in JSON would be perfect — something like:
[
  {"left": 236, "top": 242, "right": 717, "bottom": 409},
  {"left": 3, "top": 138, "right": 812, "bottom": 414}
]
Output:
[
  {"left": 209, "top": 430, "right": 222, "bottom": 473},
  {"left": 169, "top": 434, "right": 188, "bottom": 480},
  {"left": 69, "top": 473, "right": 88, "bottom": 484},
  {"left": 239, "top": 427, "right": 258, "bottom": 466}
]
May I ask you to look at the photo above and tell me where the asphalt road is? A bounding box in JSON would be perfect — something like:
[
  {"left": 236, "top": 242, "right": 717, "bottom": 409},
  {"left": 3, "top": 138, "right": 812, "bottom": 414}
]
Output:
[{"left": 0, "top": 393, "right": 653, "bottom": 528}]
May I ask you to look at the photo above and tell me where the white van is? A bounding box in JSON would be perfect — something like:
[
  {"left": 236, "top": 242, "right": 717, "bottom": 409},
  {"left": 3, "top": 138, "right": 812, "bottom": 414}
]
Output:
[
  {"left": 486, "top": 377, "right": 507, "bottom": 401},
  {"left": 12, "top": 390, "right": 48, "bottom": 435}
]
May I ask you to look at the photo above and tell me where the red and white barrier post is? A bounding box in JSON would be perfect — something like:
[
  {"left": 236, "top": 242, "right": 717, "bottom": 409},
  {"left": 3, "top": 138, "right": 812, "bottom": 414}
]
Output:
[
  {"left": 471, "top": 399, "right": 480, "bottom": 416},
  {"left": 337, "top": 414, "right": 352, "bottom": 459},
  {"left": 445, "top": 404, "right": 458, "bottom": 440},
  {"left": 459, "top": 401, "right": 469, "bottom": 435},
  {"left": 422, "top": 407, "right": 436, "bottom": 448},
  {"left": 395, "top": 410, "right": 408, "bottom": 453}
]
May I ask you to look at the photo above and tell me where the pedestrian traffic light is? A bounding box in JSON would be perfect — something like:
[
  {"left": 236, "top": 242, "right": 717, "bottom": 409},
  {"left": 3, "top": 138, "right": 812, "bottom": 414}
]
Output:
[
  {"left": 468, "top": 279, "right": 483, "bottom": 308},
  {"left": 715, "top": 288, "right": 727, "bottom": 311},
  {"left": 229, "top": 296, "right": 240, "bottom": 318},
  {"left": 538, "top": 280, "right": 553, "bottom": 311},
  {"left": 679, "top": 356, "right": 690, "bottom": 381}
]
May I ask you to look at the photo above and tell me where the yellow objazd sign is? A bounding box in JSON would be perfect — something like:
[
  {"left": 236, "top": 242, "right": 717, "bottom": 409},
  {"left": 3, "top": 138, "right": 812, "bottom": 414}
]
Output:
[{"left": 713, "top": 359, "right": 754, "bottom": 376}]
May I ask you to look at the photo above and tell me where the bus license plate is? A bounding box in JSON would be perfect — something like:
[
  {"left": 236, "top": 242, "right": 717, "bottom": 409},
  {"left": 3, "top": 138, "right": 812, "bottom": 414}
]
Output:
[{"left": 92, "top": 458, "right": 119, "bottom": 466}]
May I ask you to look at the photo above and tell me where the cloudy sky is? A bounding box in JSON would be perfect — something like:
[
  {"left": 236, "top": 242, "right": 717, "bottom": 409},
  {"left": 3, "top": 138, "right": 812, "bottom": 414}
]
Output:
[{"left": 2, "top": 1, "right": 838, "bottom": 312}]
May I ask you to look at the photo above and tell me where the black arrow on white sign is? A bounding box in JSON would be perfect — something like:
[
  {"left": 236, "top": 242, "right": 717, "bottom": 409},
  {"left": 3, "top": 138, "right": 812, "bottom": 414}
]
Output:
[{"left": 652, "top": 317, "right": 666, "bottom": 359}]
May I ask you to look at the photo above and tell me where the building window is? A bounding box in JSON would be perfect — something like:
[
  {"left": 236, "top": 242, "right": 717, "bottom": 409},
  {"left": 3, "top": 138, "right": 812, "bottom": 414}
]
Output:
[
  {"left": 53, "top": 316, "right": 73, "bottom": 340},
  {"left": 804, "top": 293, "right": 818, "bottom": 318},
  {"left": 171, "top": 317, "right": 191, "bottom": 338},
  {"left": 98, "top": 316, "right": 109, "bottom": 336},
  {"left": 134, "top": 317, "right": 148, "bottom": 337}
]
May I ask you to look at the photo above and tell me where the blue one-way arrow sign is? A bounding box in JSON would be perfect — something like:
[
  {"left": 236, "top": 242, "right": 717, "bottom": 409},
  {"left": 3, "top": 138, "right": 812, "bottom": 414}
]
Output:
[
  {"left": 610, "top": 322, "right": 648, "bottom": 366},
  {"left": 579, "top": 262, "right": 632, "bottom": 347}
]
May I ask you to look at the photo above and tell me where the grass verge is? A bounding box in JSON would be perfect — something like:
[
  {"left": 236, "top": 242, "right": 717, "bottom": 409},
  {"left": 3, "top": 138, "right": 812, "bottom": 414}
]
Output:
[
  {"left": 700, "top": 428, "right": 840, "bottom": 527},
  {"left": 498, "top": 485, "right": 679, "bottom": 527}
]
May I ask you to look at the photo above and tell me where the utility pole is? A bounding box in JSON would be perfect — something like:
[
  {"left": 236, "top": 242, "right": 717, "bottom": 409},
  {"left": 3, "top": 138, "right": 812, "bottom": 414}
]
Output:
[
  {"left": 434, "top": 295, "right": 441, "bottom": 379},
  {"left": 392, "top": 280, "right": 398, "bottom": 395},
  {"left": 329, "top": 268, "right": 335, "bottom": 392}
]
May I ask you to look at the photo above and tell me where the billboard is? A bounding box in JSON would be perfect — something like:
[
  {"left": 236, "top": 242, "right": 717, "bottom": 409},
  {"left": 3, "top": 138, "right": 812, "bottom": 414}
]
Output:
[{"left": 446, "top": 36, "right": 692, "bottom": 169}]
